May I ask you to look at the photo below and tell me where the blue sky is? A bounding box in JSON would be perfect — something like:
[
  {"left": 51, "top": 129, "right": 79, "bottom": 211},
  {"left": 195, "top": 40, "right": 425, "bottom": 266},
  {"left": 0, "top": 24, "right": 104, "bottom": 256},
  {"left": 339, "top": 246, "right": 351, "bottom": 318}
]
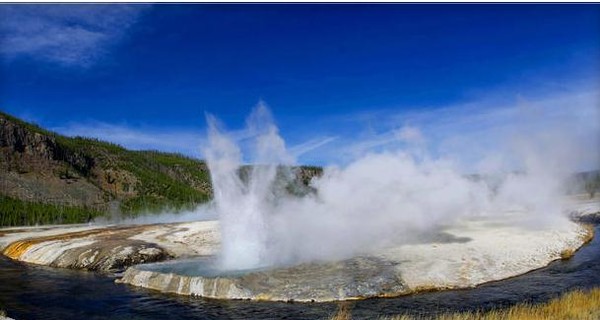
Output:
[{"left": 1, "top": 4, "right": 599, "bottom": 169}]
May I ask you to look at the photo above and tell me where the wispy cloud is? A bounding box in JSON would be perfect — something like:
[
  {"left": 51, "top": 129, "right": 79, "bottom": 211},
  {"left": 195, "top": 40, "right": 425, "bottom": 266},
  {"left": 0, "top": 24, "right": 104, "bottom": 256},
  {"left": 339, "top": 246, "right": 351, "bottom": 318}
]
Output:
[
  {"left": 289, "top": 136, "right": 338, "bottom": 158},
  {"left": 0, "top": 4, "right": 149, "bottom": 67},
  {"left": 51, "top": 121, "right": 338, "bottom": 162},
  {"left": 290, "top": 83, "right": 598, "bottom": 172},
  {"left": 49, "top": 85, "right": 599, "bottom": 172},
  {"left": 52, "top": 122, "right": 204, "bottom": 157}
]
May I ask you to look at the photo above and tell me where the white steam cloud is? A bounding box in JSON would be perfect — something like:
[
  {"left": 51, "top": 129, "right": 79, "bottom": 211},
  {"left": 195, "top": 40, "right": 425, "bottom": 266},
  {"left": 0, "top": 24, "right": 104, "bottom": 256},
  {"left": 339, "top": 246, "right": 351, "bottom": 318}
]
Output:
[{"left": 203, "top": 101, "right": 587, "bottom": 271}]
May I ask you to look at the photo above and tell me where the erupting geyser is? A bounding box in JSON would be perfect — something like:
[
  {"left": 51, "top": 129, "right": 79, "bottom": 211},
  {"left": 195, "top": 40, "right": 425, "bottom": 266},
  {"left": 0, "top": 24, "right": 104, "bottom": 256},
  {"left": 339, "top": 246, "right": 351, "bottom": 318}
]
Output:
[
  {"left": 201, "top": 102, "right": 575, "bottom": 272},
  {"left": 203, "top": 103, "right": 295, "bottom": 270},
  {"left": 116, "top": 101, "right": 593, "bottom": 302}
]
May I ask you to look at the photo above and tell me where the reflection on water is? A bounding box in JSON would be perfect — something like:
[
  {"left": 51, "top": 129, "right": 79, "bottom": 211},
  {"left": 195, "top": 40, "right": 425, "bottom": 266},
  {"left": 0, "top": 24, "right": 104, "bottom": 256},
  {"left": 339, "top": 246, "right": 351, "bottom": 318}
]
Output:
[{"left": 1, "top": 225, "right": 599, "bottom": 320}]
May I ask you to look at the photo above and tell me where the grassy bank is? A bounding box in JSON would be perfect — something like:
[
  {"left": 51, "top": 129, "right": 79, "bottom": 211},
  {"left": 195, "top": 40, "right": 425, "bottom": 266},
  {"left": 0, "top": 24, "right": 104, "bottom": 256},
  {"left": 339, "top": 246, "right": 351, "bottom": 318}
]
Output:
[{"left": 331, "top": 287, "right": 600, "bottom": 320}]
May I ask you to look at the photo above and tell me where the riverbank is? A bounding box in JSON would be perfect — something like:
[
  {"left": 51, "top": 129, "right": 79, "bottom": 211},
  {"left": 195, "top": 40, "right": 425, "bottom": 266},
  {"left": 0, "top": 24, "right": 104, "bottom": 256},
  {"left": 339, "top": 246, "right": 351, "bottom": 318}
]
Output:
[
  {"left": 0, "top": 221, "right": 218, "bottom": 272},
  {"left": 330, "top": 287, "right": 600, "bottom": 320}
]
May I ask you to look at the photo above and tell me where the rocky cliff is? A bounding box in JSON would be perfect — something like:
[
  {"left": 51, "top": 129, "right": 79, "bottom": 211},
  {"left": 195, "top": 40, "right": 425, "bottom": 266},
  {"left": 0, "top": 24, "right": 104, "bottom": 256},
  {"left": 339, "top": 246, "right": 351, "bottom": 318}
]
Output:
[
  {"left": 0, "top": 112, "right": 214, "bottom": 224},
  {"left": 1, "top": 115, "right": 104, "bottom": 208}
]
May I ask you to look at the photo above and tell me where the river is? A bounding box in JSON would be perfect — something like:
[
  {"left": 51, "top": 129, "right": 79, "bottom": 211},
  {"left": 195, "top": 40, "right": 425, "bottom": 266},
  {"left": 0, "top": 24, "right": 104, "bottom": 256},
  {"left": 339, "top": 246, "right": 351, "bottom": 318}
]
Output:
[{"left": 1, "top": 225, "right": 599, "bottom": 320}]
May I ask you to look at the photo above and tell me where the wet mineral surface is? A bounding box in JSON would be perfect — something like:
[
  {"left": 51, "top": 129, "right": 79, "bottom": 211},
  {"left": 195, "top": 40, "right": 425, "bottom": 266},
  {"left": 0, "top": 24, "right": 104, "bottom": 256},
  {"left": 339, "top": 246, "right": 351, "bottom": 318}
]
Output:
[
  {"left": 116, "top": 216, "right": 592, "bottom": 302},
  {"left": 118, "top": 256, "right": 406, "bottom": 302},
  {"left": 0, "top": 206, "right": 597, "bottom": 302}
]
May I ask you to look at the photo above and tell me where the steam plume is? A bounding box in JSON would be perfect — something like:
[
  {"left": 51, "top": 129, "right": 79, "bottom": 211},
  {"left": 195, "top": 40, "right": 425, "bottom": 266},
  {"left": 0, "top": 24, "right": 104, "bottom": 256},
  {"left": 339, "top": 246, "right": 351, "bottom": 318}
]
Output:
[{"left": 203, "top": 101, "right": 588, "bottom": 270}]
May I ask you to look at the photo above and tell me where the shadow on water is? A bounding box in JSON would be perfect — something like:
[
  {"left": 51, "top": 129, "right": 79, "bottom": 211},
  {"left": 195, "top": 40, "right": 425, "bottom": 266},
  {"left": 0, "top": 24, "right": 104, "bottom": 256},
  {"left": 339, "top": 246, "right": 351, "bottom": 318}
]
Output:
[{"left": 1, "top": 225, "right": 600, "bottom": 320}]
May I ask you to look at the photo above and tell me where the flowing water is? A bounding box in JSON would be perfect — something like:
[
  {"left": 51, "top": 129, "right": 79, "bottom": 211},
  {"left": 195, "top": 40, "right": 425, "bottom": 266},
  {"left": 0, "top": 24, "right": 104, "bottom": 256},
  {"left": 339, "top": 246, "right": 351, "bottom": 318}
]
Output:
[{"left": 1, "top": 225, "right": 599, "bottom": 320}]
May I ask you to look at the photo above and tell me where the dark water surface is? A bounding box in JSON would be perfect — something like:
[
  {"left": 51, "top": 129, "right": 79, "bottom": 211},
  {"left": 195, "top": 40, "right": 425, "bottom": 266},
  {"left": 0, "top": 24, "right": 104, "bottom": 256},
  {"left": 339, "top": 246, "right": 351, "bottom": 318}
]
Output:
[{"left": 1, "top": 225, "right": 600, "bottom": 320}]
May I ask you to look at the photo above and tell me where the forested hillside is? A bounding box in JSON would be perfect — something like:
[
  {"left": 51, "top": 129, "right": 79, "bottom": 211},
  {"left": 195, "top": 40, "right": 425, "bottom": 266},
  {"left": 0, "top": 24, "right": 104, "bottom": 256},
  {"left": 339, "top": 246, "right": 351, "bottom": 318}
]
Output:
[{"left": 0, "top": 111, "right": 323, "bottom": 226}]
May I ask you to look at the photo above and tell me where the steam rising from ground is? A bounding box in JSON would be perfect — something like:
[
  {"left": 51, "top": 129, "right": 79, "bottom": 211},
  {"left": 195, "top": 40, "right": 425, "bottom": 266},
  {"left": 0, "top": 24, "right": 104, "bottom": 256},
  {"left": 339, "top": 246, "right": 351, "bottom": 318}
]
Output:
[{"left": 203, "top": 102, "right": 583, "bottom": 271}]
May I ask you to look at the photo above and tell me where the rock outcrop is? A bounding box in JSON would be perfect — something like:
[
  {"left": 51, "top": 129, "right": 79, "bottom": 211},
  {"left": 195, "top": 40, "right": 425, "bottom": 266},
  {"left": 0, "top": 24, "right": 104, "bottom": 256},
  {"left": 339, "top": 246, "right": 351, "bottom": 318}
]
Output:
[
  {"left": 0, "top": 116, "right": 107, "bottom": 209},
  {"left": 0, "top": 221, "right": 219, "bottom": 272},
  {"left": 117, "top": 256, "right": 406, "bottom": 302},
  {"left": 2, "top": 226, "right": 169, "bottom": 272}
]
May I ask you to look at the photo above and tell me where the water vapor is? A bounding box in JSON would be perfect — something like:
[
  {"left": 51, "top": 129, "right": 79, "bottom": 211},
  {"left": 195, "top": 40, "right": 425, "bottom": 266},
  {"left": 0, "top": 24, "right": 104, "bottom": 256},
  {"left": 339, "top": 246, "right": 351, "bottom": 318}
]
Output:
[{"left": 203, "top": 100, "right": 591, "bottom": 270}]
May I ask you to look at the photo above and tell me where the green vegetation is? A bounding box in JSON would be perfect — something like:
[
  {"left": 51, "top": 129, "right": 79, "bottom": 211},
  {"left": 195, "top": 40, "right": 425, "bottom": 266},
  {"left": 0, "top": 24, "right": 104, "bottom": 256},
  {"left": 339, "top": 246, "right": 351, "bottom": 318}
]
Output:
[
  {"left": 0, "top": 195, "right": 103, "bottom": 227},
  {"left": 0, "top": 111, "right": 213, "bottom": 224},
  {"left": 0, "top": 111, "right": 321, "bottom": 226},
  {"left": 0, "top": 111, "right": 54, "bottom": 136},
  {"left": 51, "top": 136, "right": 212, "bottom": 215},
  {"left": 111, "top": 150, "right": 212, "bottom": 214}
]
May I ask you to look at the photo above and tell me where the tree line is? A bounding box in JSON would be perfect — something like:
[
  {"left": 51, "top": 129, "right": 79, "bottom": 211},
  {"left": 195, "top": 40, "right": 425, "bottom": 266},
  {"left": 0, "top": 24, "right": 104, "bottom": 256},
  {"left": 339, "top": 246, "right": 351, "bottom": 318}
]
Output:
[{"left": 0, "top": 196, "right": 103, "bottom": 227}]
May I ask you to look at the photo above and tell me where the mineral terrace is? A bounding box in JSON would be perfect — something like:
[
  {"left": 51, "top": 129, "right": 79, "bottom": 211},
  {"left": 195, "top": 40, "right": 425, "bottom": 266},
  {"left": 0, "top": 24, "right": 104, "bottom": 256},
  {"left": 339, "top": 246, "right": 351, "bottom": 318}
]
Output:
[{"left": 1, "top": 204, "right": 596, "bottom": 302}]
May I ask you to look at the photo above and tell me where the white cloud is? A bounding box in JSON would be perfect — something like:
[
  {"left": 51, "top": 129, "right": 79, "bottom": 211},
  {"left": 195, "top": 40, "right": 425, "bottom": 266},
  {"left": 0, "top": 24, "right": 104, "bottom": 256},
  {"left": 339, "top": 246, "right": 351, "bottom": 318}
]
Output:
[
  {"left": 52, "top": 122, "right": 204, "bottom": 157},
  {"left": 48, "top": 86, "right": 600, "bottom": 173},
  {"left": 305, "top": 86, "right": 600, "bottom": 172},
  {"left": 288, "top": 136, "right": 338, "bottom": 158},
  {"left": 0, "top": 4, "right": 149, "bottom": 67},
  {"left": 52, "top": 120, "right": 338, "bottom": 163},
  {"left": 394, "top": 125, "right": 424, "bottom": 144}
]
